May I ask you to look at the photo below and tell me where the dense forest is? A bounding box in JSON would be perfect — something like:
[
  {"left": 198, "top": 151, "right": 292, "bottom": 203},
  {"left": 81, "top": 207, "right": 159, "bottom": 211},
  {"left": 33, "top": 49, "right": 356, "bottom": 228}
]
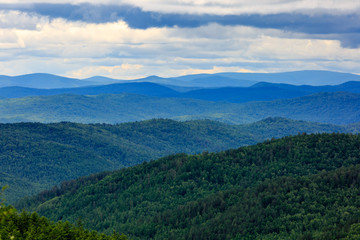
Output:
[
  {"left": 2, "top": 117, "right": 356, "bottom": 203},
  {"left": 17, "top": 133, "right": 360, "bottom": 239}
]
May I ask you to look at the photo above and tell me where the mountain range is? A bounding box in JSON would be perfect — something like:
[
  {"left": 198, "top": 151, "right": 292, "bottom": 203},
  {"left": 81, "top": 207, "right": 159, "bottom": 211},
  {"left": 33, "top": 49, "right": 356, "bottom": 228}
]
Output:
[
  {"left": 2, "top": 79, "right": 360, "bottom": 102},
  {"left": 2, "top": 69, "right": 360, "bottom": 239},
  {"left": 1, "top": 70, "right": 360, "bottom": 90},
  {"left": 1, "top": 70, "right": 359, "bottom": 126}
]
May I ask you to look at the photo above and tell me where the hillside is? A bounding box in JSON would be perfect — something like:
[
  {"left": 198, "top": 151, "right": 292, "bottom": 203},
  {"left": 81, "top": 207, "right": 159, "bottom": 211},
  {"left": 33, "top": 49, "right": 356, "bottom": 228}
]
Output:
[
  {"left": 0, "top": 119, "right": 239, "bottom": 202},
  {"left": 2, "top": 117, "right": 354, "bottom": 203},
  {"left": 17, "top": 133, "right": 360, "bottom": 239},
  {"left": 151, "top": 165, "right": 360, "bottom": 239},
  {"left": 0, "top": 92, "right": 359, "bottom": 124}
]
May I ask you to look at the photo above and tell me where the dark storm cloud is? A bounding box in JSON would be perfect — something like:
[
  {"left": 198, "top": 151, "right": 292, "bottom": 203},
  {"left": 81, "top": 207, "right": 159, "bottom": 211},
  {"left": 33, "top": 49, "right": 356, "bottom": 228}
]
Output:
[{"left": 1, "top": 3, "right": 359, "bottom": 48}]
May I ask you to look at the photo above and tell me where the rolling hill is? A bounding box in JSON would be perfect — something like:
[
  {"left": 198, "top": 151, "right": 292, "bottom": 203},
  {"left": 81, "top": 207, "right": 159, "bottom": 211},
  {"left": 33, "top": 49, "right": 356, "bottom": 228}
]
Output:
[
  {"left": 17, "top": 133, "right": 360, "bottom": 239},
  {"left": 0, "top": 92, "right": 359, "bottom": 125},
  {"left": 1, "top": 117, "right": 358, "bottom": 203}
]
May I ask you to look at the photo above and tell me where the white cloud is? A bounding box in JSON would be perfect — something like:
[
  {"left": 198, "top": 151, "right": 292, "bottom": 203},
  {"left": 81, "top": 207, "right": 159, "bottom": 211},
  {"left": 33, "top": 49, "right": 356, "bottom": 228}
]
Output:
[
  {"left": 0, "top": 29, "right": 24, "bottom": 48},
  {"left": 0, "top": 8, "right": 360, "bottom": 79},
  {"left": 0, "top": 10, "right": 47, "bottom": 29}
]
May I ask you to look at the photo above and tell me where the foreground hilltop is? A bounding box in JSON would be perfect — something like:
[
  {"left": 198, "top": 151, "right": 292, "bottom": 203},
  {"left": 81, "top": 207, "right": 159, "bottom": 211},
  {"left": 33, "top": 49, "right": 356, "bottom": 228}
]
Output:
[{"left": 18, "top": 133, "right": 360, "bottom": 239}]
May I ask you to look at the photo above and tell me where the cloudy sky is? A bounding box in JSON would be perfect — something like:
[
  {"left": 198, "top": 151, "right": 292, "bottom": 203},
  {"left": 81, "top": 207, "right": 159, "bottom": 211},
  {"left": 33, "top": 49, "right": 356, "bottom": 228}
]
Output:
[{"left": 0, "top": 0, "right": 360, "bottom": 79}]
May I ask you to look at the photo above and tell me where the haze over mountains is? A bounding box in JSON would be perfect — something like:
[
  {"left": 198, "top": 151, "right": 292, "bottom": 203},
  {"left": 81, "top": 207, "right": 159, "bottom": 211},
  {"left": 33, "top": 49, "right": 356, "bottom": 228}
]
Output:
[
  {"left": 1, "top": 70, "right": 360, "bottom": 90},
  {"left": 2, "top": 0, "right": 360, "bottom": 237},
  {"left": 0, "top": 70, "right": 360, "bottom": 125},
  {"left": 0, "top": 73, "right": 114, "bottom": 89},
  {"left": 3, "top": 78, "right": 360, "bottom": 101},
  {"left": 2, "top": 69, "right": 360, "bottom": 239}
]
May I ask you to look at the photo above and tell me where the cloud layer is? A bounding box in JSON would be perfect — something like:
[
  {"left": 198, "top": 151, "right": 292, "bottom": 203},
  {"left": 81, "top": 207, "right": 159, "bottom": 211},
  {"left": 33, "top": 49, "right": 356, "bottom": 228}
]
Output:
[{"left": 0, "top": 1, "right": 359, "bottom": 79}]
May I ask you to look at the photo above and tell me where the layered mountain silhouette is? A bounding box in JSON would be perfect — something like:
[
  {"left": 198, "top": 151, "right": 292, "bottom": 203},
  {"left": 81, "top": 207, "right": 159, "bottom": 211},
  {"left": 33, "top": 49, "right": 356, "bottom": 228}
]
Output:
[{"left": 1, "top": 70, "right": 360, "bottom": 90}]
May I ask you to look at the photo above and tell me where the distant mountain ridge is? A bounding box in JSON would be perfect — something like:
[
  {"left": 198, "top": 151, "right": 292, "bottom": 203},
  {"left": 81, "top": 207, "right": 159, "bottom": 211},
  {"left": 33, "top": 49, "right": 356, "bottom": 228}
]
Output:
[
  {"left": 214, "top": 70, "right": 360, "bottom": 85},
  {"left": 0, "top": 82, "right": 180, "bottom": 99},
  {"left": 1, "top": 70, "right": 359, "bottom": 90},
  {"left": 152, "top": 70, "right": 360, "bottom": 86},
  {"left": 0, "top": 73, "right": 117, "bottom": 89},
  {"left": 2, "top": 78, "right": 360, "bottom": 104}
]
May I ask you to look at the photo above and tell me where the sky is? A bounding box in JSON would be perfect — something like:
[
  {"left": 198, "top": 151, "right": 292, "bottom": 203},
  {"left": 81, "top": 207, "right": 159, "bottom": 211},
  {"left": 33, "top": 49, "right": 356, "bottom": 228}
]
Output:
[{"left": 0, "top": 0, "right": 360, "bottom": 79}]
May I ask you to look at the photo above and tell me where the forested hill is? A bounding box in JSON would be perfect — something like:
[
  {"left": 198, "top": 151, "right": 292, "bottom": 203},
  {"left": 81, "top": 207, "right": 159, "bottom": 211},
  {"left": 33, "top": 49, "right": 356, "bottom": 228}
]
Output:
[
  {"left": 2, "top": 117, "right": 356, "bottom": 203},
  {"left": 18, "top": 133, "right": 360, "bottom": 239}
]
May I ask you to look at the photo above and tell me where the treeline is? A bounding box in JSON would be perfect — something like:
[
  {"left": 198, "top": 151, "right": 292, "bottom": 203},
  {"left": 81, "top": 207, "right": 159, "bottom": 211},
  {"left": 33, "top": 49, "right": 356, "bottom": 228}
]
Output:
[
  {"left": 0, "top": 200, "right": 128, "bottom": 240},
  {"left": 17, "top": 133, "right": 360, "bottom": 239}
]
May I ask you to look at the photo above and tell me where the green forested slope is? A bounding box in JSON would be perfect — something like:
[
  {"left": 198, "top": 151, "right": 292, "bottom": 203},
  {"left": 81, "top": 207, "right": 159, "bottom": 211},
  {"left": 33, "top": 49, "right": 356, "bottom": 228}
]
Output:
[
  {"left": 18, "top": 133, "right": 360, "bottom": 239},
  {"left": 0, "top": 119, "right": 239, "bottom": 202},
  {"left": 1, "top": 118, "right": 356, "bottom": 203},
  {"left": 153, "top": 165, "right": 360, "bottom": 239},
  {"left": 0, "top": 92, "right": 359, "bottom": 124}
]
